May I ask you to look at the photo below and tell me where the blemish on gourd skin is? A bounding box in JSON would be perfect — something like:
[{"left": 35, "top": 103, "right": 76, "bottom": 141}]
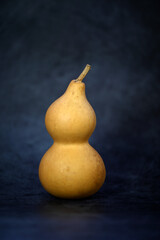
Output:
[{"left": 66, "top": 166, "right": 70, "bottom": 172}]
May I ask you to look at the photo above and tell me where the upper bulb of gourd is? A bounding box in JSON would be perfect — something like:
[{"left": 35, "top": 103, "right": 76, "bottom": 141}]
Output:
[{"left": 45, "top": 79, "right": 96, "bottom": 143}]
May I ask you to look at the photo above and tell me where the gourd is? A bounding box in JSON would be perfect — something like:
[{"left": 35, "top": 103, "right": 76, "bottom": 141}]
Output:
[{"left": 39, "top": 65, "right": 106, "bottom": 199}]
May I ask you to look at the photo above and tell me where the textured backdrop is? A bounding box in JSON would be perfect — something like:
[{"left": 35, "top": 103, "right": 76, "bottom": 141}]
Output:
[{"left": 0, "top": 0, "right": 160, "bottom": 239}]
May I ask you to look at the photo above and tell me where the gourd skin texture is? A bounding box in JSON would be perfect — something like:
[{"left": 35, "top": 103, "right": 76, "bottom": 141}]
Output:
[{"left": 39, "top": 80, "right": 106, "bottom": 199}]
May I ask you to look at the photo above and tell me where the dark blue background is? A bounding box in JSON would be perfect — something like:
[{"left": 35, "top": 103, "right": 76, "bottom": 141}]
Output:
[{"left": 0, "top": 0, "right": 160, "bottom": 239}]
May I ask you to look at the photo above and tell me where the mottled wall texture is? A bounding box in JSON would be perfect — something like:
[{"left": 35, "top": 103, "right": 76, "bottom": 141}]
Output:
[{"left": 0, "top": 0, "right": 160, "bottom": 239}]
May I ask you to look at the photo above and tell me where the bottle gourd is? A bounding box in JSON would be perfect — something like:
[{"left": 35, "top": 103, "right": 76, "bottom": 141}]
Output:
[{"left": 39, "top": 65, "right": 106, "bottom": 199}]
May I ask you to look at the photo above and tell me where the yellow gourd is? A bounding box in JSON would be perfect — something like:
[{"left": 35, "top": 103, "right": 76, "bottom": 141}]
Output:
[{"left": 39, "top": 65, "right": 106, "bottom": 199}]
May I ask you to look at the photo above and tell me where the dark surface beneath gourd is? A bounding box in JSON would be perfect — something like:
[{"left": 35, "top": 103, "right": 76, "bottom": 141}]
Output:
[{"left": 0, "top": 0, "right": 160, "bottom": 239}]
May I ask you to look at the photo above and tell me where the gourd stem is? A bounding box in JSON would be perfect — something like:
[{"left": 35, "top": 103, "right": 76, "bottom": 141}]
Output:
[{"left": 76, "top": 64, "right": 91, "bottom": 82}]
